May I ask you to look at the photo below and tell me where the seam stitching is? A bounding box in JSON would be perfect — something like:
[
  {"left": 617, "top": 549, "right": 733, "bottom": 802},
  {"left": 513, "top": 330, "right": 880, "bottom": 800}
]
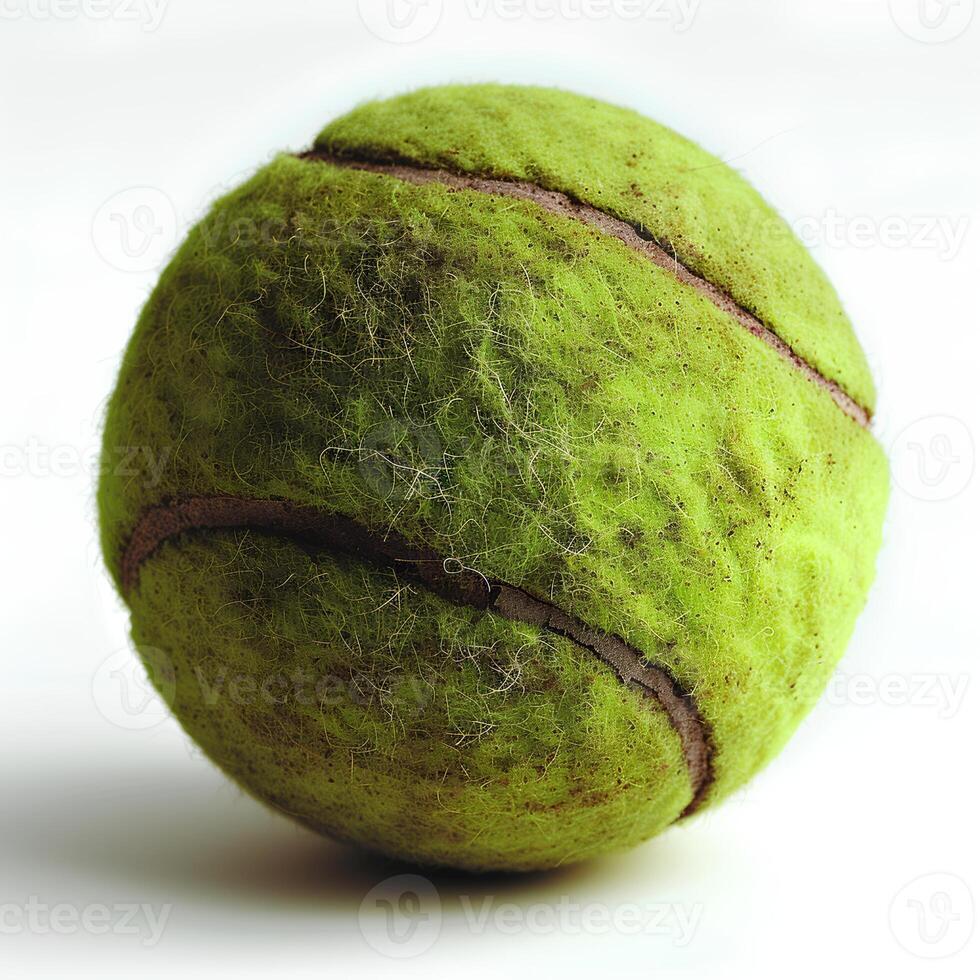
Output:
[
  {"left": 299, "top": 149, "right": 871, "bottom": 428},
  {"left": 121, "top": 495, "right": 715, "bottom": 816}
]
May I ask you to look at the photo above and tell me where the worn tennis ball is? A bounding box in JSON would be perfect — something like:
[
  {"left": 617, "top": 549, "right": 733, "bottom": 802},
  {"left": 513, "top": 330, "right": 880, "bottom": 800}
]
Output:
[{"left": 99, "top": 84, "right": 888, "bottom": 872}]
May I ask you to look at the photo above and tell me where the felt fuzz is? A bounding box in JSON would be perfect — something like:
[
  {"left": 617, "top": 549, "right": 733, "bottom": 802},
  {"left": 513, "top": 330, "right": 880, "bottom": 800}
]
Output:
[{"left": 99, "top": 84, "right": 888, "bottom": 871}]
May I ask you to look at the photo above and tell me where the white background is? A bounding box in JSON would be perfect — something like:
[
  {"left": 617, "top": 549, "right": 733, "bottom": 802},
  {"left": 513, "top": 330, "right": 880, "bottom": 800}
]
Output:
[{"left": 1, "top": 1, "right": 978, "bottom": 977}]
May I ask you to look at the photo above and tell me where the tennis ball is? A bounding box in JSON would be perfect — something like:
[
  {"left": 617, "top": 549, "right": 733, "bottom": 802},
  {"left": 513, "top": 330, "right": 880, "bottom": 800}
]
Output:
[{"left": 99, "top": 84, "right": 888, "bottom": 872}]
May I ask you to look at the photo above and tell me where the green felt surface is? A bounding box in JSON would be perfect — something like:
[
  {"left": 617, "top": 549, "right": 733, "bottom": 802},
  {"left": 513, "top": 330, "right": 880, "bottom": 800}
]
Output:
[
  {"left": 318, "top": 84, "right": 876, "bottom": 412},
  {"left": 133, "top": 532, "right": 692, "bottom": 871}
]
